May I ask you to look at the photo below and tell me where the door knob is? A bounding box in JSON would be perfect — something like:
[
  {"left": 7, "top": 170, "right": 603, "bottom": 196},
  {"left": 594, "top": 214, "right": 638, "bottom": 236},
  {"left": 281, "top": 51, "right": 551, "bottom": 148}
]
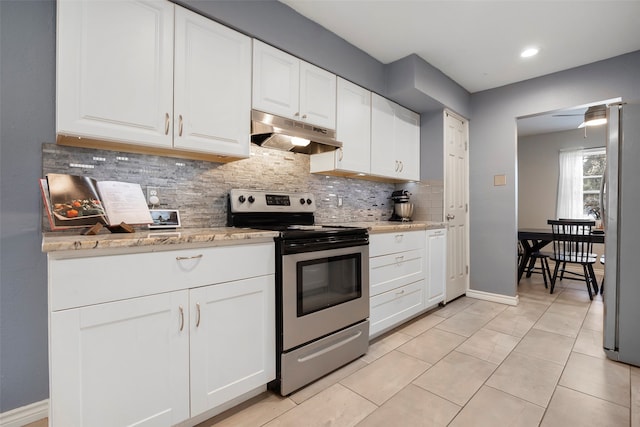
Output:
[{"left": 446, "top": 213, "right": 455, "bottom": 220}]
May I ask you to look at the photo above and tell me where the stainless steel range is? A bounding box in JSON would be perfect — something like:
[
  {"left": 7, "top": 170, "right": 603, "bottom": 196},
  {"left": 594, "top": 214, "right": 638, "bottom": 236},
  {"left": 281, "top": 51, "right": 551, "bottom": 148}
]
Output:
[{"left": 228, "top": 189, "right": 370, "bottom": 395}]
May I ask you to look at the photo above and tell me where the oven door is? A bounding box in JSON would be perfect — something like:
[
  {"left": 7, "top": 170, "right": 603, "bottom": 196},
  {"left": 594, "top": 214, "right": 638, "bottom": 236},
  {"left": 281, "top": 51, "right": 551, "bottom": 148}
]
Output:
[{"left": 281, "top": 244, "right": 369, "bottom": 351}]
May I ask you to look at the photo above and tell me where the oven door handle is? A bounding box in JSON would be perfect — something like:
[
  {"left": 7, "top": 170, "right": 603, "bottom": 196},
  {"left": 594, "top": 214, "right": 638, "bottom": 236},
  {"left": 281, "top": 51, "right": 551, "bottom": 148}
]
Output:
[{"left": 296, "top": 329, "right": 364, "bottom": 363}]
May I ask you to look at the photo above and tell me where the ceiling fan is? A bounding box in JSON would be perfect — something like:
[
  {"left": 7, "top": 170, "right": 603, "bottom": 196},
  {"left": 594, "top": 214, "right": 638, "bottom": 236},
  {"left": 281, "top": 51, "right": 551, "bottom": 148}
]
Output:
[{"left": 553, "top": 105, "right": 606, "bottom": 129}]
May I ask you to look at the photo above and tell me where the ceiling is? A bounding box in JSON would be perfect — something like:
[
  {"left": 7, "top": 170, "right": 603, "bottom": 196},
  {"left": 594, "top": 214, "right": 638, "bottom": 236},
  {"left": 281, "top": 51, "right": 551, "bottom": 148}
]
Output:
[{"left": 278, "top": 0, "right": 640, "bottom": 135}]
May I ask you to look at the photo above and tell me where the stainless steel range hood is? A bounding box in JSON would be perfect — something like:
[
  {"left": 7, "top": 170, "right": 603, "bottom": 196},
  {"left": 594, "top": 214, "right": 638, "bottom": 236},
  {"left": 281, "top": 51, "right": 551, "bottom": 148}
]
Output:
[{"left": 251, "top": 110, "right": 342, "bottom": 154}]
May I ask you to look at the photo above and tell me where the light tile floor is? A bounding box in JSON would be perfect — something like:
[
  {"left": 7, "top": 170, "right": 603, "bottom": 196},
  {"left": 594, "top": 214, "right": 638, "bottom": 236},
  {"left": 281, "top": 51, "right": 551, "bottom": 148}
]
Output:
[
  {"left": 197, "top": 274, "right": 639, "bottom": 427},
  {"left": 28, "top": 273, "right": 639, "bottom": 427}
]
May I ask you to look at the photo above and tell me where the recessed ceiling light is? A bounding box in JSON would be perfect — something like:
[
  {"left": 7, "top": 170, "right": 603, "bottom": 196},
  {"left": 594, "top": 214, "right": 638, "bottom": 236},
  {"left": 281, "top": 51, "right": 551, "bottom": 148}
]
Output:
[{"left": 520, "top": 47, "right": 539, "bottom": 58}]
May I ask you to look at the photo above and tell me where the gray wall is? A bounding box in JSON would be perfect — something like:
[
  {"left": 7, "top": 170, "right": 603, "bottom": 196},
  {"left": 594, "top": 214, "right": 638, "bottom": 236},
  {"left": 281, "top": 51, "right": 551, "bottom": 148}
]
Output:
[
  {"left": 0, "top": 0, "right": 55, "bottom": 411},
  {"left": 469, "top": 51, "right": 640, "bottom": 297},
  {"left": 518, "top": 127, "right": 606, "bottom": 228}
]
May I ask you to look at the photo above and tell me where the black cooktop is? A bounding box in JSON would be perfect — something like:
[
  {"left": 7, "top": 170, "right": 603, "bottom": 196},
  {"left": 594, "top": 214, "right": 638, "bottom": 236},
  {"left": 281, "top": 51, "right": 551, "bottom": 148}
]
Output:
[{"left": 249, "top": 224, "right": 368, "bottom": 240}]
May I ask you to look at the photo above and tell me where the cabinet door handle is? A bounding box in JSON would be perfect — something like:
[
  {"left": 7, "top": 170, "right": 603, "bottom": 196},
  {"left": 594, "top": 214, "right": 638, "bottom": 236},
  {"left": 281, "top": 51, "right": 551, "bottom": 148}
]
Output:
[
  {"left": 179, "top": 305, "right": 184, "bottom": 332},
  {"left": 196, "top": 302, "right": 201, "bottom": 328},
  {"left": 294, "top": 112, "right": 300, "bottom": 117},
  {"left": 178, "top": 114, "right": 183, "bottom": 137},
  {"left": 164, "top": 112, "right": 170, "bottom": 135},
  {"left": 395, "top": 160, "right": 399, "bottom": 172},
  {"left": 399, "top": 161, "right": 404, "bottom": 172},
  {"left": 338, "top": 148, "right": 344, "bottom": 161},
  {"left": 302, "top": 114, "right": 307, "bottom": 119},
  {"left": 176, "top": 254, "right": 203, "bottom": 261}
]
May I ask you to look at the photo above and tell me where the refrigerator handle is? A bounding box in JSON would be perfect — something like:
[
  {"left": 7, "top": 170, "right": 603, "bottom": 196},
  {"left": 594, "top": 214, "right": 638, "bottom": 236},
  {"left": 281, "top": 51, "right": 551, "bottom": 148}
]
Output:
[{"left": 599, "top": 162, "right": 606, "bottom": 225}]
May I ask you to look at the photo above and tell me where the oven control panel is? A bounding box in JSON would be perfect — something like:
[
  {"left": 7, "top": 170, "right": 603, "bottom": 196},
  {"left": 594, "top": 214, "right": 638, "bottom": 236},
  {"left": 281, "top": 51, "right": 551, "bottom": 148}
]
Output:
[{"left": 229, "top": 189, "right": 316, "bottom": 213}]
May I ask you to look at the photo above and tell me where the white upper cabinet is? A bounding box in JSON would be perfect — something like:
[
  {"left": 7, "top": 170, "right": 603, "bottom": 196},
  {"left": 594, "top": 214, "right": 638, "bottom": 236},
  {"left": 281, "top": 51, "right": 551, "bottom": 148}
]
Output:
[
  {"left": 57, "top": 0, "right": 175, "bottom": 148},
  {"left": 57, "top": 1, "right": 251, "bottom": 159},
  {"left": 253, "top": 40, "right": 336, "bottom": 129},
  {"left": 371, "top": 93, "right": 420, "bottom": 181},
  {"left": 252, "top": 41, "right": 300, "bottom": 120},
  {"left": 173, "top": 6, "right": 251, "bottom": 157},
  {"left": 394, "top": 103, "right": 421, "bottom": 180},
  {"left": 299, "top": 61, "right": 337, "bottom": 129},
  {"left": 371, "top": 94, "right": 397, "bottom": 177},
  {"left": 310, "top": 78, "right": 371, "bottom": 175}
]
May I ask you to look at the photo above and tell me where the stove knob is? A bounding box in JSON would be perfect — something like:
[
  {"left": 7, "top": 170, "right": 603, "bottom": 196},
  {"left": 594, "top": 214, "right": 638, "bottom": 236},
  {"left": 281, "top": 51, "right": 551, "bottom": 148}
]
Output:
[
  {"left": 248, "top": 196, "right": 255, "bottom": 203},
  {"left": 306, "top": 198, "right": 313, "bottom": 205},
  {"left": 238, "top": 195, "right": 246, "bottom": 203},
  {"left": 300, "top": 198, "right": 306, "bottom": 205}
]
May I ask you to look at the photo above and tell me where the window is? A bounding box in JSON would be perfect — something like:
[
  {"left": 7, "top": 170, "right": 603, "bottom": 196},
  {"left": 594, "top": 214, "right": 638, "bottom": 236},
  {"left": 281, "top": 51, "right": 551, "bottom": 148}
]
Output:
[
  {"left": 582, "top": 148, "right": 606, "bottom": 219},
  {"left": 556, "top": 147, "right": 606, "bottom": 220}
]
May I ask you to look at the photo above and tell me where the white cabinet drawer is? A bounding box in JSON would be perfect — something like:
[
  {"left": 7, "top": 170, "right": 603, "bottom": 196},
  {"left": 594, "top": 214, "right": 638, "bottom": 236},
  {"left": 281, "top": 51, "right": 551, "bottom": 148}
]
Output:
[
  {"left": 370, "top": 280, "right": 424, "bottom": 337},
  {"left": 369, "top": 230, "right": 425, "bottom": 257},
  {"left": 370, "top": 248, "right": 425, "bottom": 296},
  {"left": 50, "top": 242, "right": 275, "bottom": 311}
]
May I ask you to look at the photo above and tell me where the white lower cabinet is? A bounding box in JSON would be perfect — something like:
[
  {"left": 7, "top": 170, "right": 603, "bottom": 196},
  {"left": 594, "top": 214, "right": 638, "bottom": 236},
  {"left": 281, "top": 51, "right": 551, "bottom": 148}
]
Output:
[
  {"left": 370, "top": 280, "right": 425, "bottom": 337},
  {"left": 190, "top": 276, "right": 275, "bottom": 417},
  {"left": 368, "top": 228, "right": 446, "bottom": 338},
  {"left": 369, "top": 230, "right": 426, "bottom": 338},
  {"left": 48, "top": 242, "right": 275, "bottom": 427},
  {"left": 51, "top": 291, "right": 191, "bottom": 427},
  {"left": 426, "top": 229, "right": 447, "bottom": 306}
]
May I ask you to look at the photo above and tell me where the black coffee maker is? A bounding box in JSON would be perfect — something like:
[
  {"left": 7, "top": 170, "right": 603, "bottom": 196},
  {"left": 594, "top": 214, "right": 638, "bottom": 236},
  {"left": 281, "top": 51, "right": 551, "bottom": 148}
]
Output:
[{"left": 389, "top": 190, "right": 413, "bottom": 221}]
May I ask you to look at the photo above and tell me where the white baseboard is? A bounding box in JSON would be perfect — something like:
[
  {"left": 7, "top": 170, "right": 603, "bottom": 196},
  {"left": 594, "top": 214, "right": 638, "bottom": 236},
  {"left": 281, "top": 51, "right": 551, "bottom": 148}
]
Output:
[
  {"left": 466, "top": 289, "right": 519, "bottom": 306},
  {"left": 0, "top": 399, "right": 48, "bottom": 427}
]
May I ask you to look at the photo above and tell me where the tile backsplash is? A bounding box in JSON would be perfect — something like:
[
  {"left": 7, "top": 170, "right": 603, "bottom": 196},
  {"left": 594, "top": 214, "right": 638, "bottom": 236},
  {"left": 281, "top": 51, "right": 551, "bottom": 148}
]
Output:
[
  {"left": 397, "top": 180, "right": 444, "bottom": 222},
  {"left": 41, "top": 143, "right": 446, "bottom": 230}
]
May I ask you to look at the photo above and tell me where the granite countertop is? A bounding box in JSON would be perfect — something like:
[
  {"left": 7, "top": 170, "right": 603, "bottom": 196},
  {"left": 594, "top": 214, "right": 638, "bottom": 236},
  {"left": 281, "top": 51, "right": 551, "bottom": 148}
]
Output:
[
  {"left": 344, "top": 221, "right": 446, "bottom": 233},
  {"left": 42, "top": 227, "right": 280, "bottom": 253},
  {"left": 42, "top": 222, "right": 446, "bottom": 253}
]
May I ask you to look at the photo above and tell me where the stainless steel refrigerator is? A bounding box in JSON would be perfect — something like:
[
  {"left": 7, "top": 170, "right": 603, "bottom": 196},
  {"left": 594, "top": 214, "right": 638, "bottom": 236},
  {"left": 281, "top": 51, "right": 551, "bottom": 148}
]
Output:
[{"left": 603, "top": 103, "right": 640, "bottom": 366}]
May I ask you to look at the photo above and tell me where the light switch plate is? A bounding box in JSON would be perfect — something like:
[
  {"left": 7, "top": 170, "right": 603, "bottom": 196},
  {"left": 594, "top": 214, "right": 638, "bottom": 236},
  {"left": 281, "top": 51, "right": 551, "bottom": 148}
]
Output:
[{"left": 494, "top": 174, "right": 507, "bottom": 186}]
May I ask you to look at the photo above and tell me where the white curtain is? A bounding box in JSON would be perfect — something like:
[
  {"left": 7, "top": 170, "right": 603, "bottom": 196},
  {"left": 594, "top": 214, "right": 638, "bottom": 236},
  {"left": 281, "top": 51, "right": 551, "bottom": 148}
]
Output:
[{"left": 557, "top": 149, "right": 585, "bottom": 219}]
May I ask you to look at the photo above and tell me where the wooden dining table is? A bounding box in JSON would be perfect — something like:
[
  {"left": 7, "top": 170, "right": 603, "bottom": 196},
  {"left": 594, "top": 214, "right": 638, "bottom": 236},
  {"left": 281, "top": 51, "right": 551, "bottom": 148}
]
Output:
[{"left": 517, "top": 227, "right": 605, "bottom": 283}]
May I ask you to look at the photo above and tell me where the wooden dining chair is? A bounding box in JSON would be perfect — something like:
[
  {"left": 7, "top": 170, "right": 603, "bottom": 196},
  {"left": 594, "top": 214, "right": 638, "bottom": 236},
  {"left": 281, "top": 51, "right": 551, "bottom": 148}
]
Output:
[
  {"left": 556, "top": 218, "right": 598, "bottom": 282},
  {"left": 547, "top": 219, "right": 598, "bottom": 299},
  {"left": 518, "top": 240, "right": 552, "bottom": 288}
]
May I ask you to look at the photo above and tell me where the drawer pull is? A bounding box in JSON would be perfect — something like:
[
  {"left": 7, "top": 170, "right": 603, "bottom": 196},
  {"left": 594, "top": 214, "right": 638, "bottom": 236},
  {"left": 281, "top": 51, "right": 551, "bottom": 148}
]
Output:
[
  {"left": 395, "top": 256, "right": 405, "bottom": 264},
  {"left": 395, "top": 234, "right": 404, "bottom": 242},
  {"left": 196, "top": 303, "right": 201, "bottom": 328},
  {"left": 176, "top": 254, "right": 203, "bottom": 261},
  {"left": 179, "top": 305, "right": 184, "bottom": 332},
  {"left": 396, "top": 289, "right": 405, "bottom": 295}
]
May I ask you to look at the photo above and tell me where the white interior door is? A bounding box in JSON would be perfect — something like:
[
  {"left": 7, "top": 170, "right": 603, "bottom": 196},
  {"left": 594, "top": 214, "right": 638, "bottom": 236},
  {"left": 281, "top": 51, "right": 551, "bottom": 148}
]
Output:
[{"left": 444, "top": 110, "right": 469, "bottom": 302}]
